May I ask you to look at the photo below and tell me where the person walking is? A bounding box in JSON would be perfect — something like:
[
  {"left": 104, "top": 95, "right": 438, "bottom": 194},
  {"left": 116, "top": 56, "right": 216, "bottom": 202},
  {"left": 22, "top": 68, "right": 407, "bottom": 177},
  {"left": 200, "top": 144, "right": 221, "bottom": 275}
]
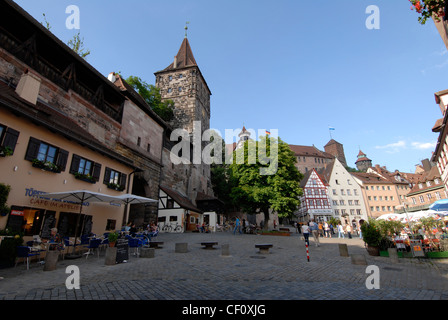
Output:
[
  {"left": 233, "top": 217, "right": 242, "bottom": 235},
  {"left": 337, "top": 223, "right": 345, "bottom": 239},
  {"left": 301, "top": 223, "right": 310, "bottom": 246},
  {"left": 346, "top": 224, "right": 352, "bottom": 239},
  {"left": 309, "top": 219, "right": 320, "bottom": 247},
  {"left": 324, "top": 222, "right": 331, "bottom": 238}
]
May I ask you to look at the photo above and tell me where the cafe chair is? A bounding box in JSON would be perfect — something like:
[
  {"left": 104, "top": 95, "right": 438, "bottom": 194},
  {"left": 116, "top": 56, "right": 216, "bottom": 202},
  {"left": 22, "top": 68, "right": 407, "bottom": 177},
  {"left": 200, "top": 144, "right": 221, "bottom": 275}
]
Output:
[
  {"left": 15, "top": 246, "right": 40, "bottom": 270},
  {"left": 128, "top": 238, "right": 142, "bottom": 257},
  {"left": 64, "top": 237, "right": 82, "bottom": 254},
  {"left": 84, "top": 238, "right": 102, "bottom": 259}
]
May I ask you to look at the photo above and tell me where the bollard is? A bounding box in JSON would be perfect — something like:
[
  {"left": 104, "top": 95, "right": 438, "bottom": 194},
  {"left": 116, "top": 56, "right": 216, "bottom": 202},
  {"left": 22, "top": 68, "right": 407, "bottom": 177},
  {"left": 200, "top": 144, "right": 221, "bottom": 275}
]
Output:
[
  {"left": 338, "top": 244, "right": 349, "bottom": 257},
  {"left": 350, "top": 254, "right": 367, "bottom": 265},
  {"left": 43, "top": 250, "right": 59, "bottom": 271},
  {"left": 388, "top": 248, "right": 399, "bottom": 263},
  {"left": 175, "top": 243, "right": 188, "bottom": 253},
  {"left": 221, "top": 244, "right": 230, "bottom": 256},
  {"left": 140, "top": 247, "right": 155, "bottom": 258},
  {"left": 105, "top": 247, "right": 117, "bottom": 265}
]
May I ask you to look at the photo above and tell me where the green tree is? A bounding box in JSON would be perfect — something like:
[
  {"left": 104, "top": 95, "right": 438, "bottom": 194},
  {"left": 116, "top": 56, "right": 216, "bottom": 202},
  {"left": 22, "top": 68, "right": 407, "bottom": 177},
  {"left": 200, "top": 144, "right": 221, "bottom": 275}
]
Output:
[
  {"left": 41, "top": 13, "right": 90, "bottom": 59},
  {"left": 229, "top": 136, "right": 303, "bottom": 228},
  {"left": 67, "top": 32, "right": 91, "bottom": 59},
  {"left": 125, "top": 76, "right": 174, "bottom": 122}
]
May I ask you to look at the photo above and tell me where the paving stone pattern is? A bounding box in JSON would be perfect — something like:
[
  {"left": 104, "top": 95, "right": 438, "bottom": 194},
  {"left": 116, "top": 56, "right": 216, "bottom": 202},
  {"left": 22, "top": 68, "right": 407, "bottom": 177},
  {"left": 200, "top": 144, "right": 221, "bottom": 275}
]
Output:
[{"left": 1, "top": 231, "right": 448, "bottom": 300}]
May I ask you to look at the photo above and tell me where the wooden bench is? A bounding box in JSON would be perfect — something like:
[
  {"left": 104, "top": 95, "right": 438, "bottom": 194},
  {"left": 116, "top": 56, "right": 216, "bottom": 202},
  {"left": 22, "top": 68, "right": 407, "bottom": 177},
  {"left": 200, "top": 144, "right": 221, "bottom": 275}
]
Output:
[
  {"left": 149, "top": 241, "right": 164, "bottom": 249},
  {"left": 201, "top": 242, "right": 218, "bottom": 250},
  {"left": 255, "top": 244, "right": 273, "bottom": 254}
]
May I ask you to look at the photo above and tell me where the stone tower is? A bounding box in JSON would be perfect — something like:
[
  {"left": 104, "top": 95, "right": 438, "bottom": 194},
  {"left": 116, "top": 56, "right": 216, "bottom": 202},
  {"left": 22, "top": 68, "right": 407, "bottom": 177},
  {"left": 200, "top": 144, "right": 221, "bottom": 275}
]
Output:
[
  {"left": 154, "top": 36, "right": 211, "bottom": 135},
  {"left": 324, "top": 139, "right": 347, "bottom": 168},
  {"left": 355, "top": 150, "right": 372, "bottom": 172},
  {"left": 154, "top": 32, "right": 213, "bottom": 199}
]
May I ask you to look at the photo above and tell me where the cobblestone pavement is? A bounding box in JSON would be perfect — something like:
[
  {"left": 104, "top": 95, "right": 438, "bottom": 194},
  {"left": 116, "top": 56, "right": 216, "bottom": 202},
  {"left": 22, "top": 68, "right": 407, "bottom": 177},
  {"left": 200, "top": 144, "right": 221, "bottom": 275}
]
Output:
[{"left": 1, "top": 230, "right": 448, "bottom": 301}]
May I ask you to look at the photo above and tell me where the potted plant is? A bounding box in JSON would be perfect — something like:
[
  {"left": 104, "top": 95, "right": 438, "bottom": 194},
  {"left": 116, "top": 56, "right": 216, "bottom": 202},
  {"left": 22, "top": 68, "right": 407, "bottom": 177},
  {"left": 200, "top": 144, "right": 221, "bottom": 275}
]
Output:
[
  {"left": 74, "top": 172, "right": 96, "bottom": 183},
  {"left": 0, "top": 146, "right": 13, "bottom": 157},
  {"left": 360, "top": 219, "right": 382, "bottom": 256},
  {"left": 108, "top": 232, "right": 118, "bottom": 247}
]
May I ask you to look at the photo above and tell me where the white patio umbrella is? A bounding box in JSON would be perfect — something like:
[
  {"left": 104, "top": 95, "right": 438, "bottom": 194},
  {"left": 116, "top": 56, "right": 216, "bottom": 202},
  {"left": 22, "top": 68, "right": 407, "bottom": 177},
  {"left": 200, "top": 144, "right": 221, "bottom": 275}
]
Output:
[
  {"left": 108, "top": 193, "right": 158, "bottom": 206},
  {"left": 377, "top": 213, "right": 402, "bottom": 221},
  {"left": 108, "top": 193, "right": 158, "bottom": 226},
  {"left": 44, "top": 190, "right": 117, "bottom": 258}
]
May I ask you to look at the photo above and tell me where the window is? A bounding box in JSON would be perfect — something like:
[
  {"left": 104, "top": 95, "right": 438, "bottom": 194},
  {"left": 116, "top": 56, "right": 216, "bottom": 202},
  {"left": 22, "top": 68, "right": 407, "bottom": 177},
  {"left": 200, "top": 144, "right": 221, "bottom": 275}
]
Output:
[
  {"left": 353, "top": 190, "right": 358, "bottom": 196},
  {"left": 104, "top": 167, "right": 127, "bottom": 190},
  {"left": 179, "top": 74, "right": 183, "bottom": 79},
  {"left": 106, "top": 219, "right": 116, "bottom": 231},
  {"left": 178, "top": 87, "right": 182, "bottom": 92},
  {"left": 169, "top": 75, "right": 172, "bottom": 81},
  {"left": 168, "top": 88, "right": 172, "bottom": 93},
  {"left": 350, "top": 209, "right": 355, "bottom": 215},
  {"left": 435, "top": 178, "right": 440, "bottom": 184},
  {"left": 370, "top": 206, "right": 374, "bottom": 211},
  {"left": 412, "top": 197, "right": 417, "bottom": 205},
  {"left": 348, "top": 200, "right": 353, "bottom": 206},
  {"left": 340, "top": 200, "right": 345, "bottom": 205},
  {"left": 354, "top": 200, "right": 359, "bottom": 205},
  {"left": 419, "top": 195, "right": 424, "bottom": 203},
  {"left": 147, "top": 144, "right": 151, "bottom": 153},
  {"left": 332, "top": 189, "right": 337, "bottom": 195},
  {"left": 137, "top": 137, "right": 141, "bottom": 147},
  {"left": 356, "top": 209, "right": 361, "bottom": 215},
  {"left": 347, "top": 189, "right": 351, "bottom": 196},
  {"left": 70, "top": 154, "right": 101, "bottom": 182},
  {"left": 333, "top": 200, "right": 338, "bottom": 205},
  {"left": 0, "top": 123, "right": 19, "bottom": 155},
  {"left": 436, "top": 192, "right": 441, "bottom": 200},
  {"left": 340, "top": 189, "right": 345, "bottom": 195},
  {"left": 25, "top": 137, "right": 68, "bottom": 172},
  {"left": 427, "top": 193, "right": 432, "bottom": 201}
]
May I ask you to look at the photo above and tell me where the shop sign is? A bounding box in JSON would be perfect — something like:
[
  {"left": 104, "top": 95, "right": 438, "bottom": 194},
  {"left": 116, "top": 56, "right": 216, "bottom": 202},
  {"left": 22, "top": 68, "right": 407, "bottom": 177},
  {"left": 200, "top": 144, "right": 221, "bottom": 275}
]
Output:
[
  {"left": 24, "top": 187, "right": 87, "bottom": 210},
  {"left": 10, "top": 209, "right": 24, "bottom": 216}
]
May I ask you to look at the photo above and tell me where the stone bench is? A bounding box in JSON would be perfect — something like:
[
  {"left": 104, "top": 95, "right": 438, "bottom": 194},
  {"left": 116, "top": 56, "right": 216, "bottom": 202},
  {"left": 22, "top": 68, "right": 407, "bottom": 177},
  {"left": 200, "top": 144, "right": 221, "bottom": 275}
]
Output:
[
  {"left": 149, "top": 241, "right": 164, "bottom": 249},
  {"left": 201, "top": 242, "right": 218, "bottom": 250},
  {"left": 255, "top": 244, "right": 273, "bottom": 254}
]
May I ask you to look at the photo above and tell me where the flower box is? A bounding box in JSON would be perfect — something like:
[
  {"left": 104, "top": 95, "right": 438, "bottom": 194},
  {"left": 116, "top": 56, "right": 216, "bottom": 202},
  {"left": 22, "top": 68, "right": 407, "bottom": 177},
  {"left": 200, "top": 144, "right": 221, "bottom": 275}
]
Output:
[
  {"left": 259, "top": 231, "right": 290, "bottom": 236},
  {"left": 74, "top": 173, "right": 96, "bottom": 184},
  {"left": 426, "top": 251, "right": 448, "bottom": 259},
  {"left": 31, "top": 159, "right": 61, "bottom": 173}
]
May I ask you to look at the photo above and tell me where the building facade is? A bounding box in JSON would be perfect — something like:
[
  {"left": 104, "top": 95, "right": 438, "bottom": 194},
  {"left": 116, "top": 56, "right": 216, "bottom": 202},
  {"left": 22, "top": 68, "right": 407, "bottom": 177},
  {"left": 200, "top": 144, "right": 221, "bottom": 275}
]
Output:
[
  {"left": 0, "top": 0, "right": 167, "bottom": 239},
  {"left": 296, "top": 169, "right": 333, "bottom": 222},
  {"left": 319, "top": 158, "right": 369, "bottom": 228},
  {"left": 289, "top": 144, "right": 334, "bottom": 174},
  {"left": 352, "top": 172, "right": 402, "bottom": 219}
]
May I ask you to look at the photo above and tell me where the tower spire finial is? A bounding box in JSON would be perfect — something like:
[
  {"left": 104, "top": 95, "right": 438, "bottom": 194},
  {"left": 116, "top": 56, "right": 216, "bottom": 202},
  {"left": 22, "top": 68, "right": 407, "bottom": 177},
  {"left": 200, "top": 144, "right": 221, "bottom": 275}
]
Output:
[{"left": 185, "top": 21, "right": 190, "bottom": 38}]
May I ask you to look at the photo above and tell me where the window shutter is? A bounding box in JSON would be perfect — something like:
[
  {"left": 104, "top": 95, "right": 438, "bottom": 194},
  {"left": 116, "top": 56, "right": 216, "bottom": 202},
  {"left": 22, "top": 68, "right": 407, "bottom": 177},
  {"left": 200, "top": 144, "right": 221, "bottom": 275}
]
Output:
[
  {"left": 2, "top": 128, "right": 20, "bottom": 153},
  {"left": 70, "top": 154, "right": 81, "bottom": 174},
  {"left": 92, "top": 162, "right": 102, "bottom": 181},
  {"left": 119, "top": 173, "right": 127, "bottom": 190},
  {"left": 25, "top": 137, "right": 40, "bottom": 161},
  {"left": 56, "top": 149, "right": 69, "bottom": 172},
  {"left": 103, "top": 167, "right": 111, "bottom": 184}
]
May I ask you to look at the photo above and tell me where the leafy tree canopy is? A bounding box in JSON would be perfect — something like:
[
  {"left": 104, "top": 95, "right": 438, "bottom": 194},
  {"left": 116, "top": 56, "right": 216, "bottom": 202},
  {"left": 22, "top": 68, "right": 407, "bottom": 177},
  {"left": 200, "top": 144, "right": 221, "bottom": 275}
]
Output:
[
  {"left": 229, "top": 136, "right": 303, "bottom": 225},
  {"left": 125, "top": 76, "right": 174, "bottom": 122}
]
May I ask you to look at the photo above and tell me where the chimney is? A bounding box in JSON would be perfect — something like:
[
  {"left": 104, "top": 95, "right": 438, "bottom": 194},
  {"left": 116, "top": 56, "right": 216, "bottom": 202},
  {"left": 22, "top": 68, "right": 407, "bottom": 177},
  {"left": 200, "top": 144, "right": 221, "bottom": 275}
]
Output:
[
  {"left": 421, "top": 158, "right": 431, "bottom": 171},
  {"left": 107, "top": 72, "right": 116, "bottom": 83},
  {"left": 173, "top": 56, "right": 177, "bottom": 69},
  {"left": 15, "top": 69, "right": 41, "bottom": 105}
]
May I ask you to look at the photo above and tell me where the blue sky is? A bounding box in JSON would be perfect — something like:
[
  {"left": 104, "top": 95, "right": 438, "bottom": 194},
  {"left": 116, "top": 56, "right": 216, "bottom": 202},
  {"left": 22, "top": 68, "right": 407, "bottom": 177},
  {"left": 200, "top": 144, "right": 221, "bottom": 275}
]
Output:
[{"left": 14, "top": 0, "right": 448, "bottom": 173}]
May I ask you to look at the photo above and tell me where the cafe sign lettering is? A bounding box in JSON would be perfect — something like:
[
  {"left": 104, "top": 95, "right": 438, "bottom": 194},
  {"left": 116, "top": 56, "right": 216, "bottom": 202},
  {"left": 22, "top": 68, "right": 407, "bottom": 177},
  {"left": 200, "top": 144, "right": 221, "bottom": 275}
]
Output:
[{"left": 24, "top": 188, "right": 88, "bottom": 210}]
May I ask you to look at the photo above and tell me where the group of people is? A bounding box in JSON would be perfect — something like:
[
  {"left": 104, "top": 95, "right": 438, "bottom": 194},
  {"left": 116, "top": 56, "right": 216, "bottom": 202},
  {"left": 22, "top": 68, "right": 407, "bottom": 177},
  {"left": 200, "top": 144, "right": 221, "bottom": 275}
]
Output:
[{"left": 299, "top": 219, "right": 362, "bottom": 247}]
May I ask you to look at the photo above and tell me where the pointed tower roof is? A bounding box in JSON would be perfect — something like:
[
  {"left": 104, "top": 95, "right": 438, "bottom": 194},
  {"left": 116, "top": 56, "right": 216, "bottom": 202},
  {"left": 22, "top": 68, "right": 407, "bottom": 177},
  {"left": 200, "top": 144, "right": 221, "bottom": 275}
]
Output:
[
  {"left": 162, "top": 38, "right": 197, "bottom": 71},
  {"left": 355, "top": 149, "right": 371, "bottom": 163}
]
